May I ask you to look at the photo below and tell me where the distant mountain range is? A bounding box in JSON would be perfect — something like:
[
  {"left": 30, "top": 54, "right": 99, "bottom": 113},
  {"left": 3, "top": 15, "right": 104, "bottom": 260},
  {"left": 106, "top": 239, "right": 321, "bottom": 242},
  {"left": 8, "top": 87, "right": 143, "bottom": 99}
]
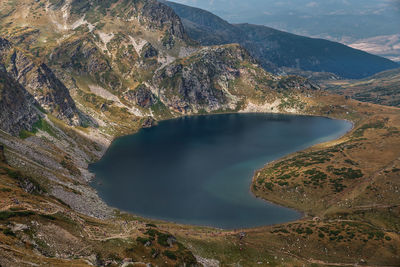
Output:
[
  {"left": 163, "top": 0, "right": 399, "bottom": 79},
  {"left": 167, "top": 0, "right": 400, "bottom": 42}
]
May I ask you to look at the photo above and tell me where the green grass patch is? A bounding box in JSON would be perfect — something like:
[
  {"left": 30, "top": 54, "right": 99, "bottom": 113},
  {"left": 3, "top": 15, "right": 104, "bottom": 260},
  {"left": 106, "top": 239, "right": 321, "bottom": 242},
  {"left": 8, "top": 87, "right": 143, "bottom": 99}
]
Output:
[
  {"left": 353, "top": 120, "right": 386, "bottom": 137},
  {"left": 19, "top": 118, "right": 57, "bottom": 139},
  {"left": 0, "top": 210, "right": 35, "bottom": 220}
]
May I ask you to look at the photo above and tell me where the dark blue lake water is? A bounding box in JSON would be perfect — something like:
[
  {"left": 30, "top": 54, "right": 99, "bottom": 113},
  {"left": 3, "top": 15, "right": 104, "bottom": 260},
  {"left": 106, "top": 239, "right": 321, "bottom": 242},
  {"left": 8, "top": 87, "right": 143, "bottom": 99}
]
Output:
[{"left": 89, "top": 113, "right": 352, "bottom": 229}]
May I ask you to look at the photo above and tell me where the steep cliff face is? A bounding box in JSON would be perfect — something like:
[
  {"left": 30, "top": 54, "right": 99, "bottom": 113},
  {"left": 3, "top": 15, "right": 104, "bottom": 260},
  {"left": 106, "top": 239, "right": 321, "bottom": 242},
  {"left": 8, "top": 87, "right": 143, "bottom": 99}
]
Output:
[
  {"left": 0, "top": 69, "right": 40, "bottom": 136},
  {"left": 0, "top": 38, "right": 80, "bottom": 125},
  {"left": 140, "top": 0, "right": 186, "bottom": 40}
]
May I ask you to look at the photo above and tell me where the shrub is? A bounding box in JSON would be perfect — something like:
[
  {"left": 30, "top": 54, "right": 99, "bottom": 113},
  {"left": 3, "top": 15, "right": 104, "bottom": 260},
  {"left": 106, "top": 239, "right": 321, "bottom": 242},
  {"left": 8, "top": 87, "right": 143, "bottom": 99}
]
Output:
[
  {"left": 0, "top": 210, "right": 35, "bottom": 220},
  {"left": 264, "top": 182, "right": 274, "bottom": 191},
  {"left": 163, "top": 250, "right": 177, "bottom": 260},
  {"left": 2, "top": 228, "right": 15, "bottom": 236},
  {"left": 136, "top": 236, "right": 152, "bottom": 245}
]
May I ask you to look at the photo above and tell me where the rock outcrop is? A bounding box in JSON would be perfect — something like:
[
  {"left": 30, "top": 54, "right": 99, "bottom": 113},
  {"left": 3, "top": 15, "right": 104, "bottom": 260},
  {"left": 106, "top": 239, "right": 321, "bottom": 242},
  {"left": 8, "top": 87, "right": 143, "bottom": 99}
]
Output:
[
  {"left": 141, "top": 43, "right": 159, "bottom": 59},
  {"left": 152, "top": 45, "right": 249, "bottom": 113},
  {"left": 0, "top": 68, "right": 40, "bottom": 136},
  {"left": 0, "top": 37, "right": 80, "bottom": 125},
  {"left": 124, "top": 84, "right": 156, "bottom": 108},
  {"left": 141, "top": 0, "right": 186, "bottom": 40}
]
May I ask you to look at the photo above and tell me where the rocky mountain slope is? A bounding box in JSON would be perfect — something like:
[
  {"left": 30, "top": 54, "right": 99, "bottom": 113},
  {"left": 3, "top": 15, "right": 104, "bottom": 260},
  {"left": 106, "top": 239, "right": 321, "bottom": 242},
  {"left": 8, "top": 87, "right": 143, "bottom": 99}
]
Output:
[
  {"left": 0, "top": 37, "right": 80, "bottom": 125},
  {"left": 0, "top": 0, "right": 322, "bottom": 133},
  {"left": 163, "top": 0, "right": 399, "bottom": 79}
]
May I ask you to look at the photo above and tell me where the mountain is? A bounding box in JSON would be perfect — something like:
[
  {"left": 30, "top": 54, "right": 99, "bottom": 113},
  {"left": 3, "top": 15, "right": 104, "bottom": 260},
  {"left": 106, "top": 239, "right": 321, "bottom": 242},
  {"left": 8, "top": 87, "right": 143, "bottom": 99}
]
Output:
[
  {"left": 0, "top": 0, "right": 321, "bottom": 133},
  {"left": 0, "top": 0, "right": 399, "bottom": 266},
  {"left": 163, "top": 0, "right": 399, "bottom": 79},
  {"left": 322, "top": 68, "right": 400, "bottom": 107},
  {"left": 166, "top": 0, "right": 400, "bottom": 45}
]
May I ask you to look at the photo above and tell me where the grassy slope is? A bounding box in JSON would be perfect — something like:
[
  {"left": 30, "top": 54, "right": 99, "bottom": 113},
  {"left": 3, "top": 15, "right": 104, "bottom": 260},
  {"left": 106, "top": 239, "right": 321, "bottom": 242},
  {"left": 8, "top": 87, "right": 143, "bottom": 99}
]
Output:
[
  {"left": 321, "top": 68, "right": 400, "bottom": 107},
  {"left": 248, "top": 95, "right": 400, "bottom": 266}
]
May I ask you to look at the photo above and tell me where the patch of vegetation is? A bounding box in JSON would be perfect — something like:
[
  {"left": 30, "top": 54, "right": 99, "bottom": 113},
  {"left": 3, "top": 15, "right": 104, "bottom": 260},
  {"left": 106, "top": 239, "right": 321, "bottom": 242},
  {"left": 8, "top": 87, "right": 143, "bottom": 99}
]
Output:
[
  {"left": 264, "top": 182, "right": 274, "bottom": 191},
  {"left": 353, "top": 120, "right": 385, "bottom": 137},
  {"left": 277, "top": 181, "right": 289, "bottom": 186},
  {"left": 329, "top": 177, "right": 347, "bottom": 192},
  {"left": 0, "top": 188, "right": 12, "bottom": 192},
  {"left": 39, "top": 214, "right": 57, "bottom": 220},
  {"left": 304, "top": 168, "right": 327, "bottom": 186},
  {"left": 19, "top": 118, "right": 57, "bottom": 139},
  {"left": 2, "top": 227, "right": 15, "bottom": 236},
  {"left": 157, "top": 232, "right": 173, "bottom": 247},
  {"left": 0, "top": 166, "right": 46, "bottom": 194},
  {"left": 328, "top": 167, "right": 363, "bottom": 180},
  {"left": 136, "top": 236, "right": 153, "bottom": 245},
  {"left": 163, "top": 250, "right": 177, "bottom": 260},
  {"left": 0, "top": 210, "right": 35, "bottom": 220},
  {"left": 144, "top": 228, "right": 174, "bottom": 247},
  {"left": 60, "top": 156, "right": 81, "bottom": 176},
  {"left": 19, "top": 130, "right": 35, "bottom": 139}
]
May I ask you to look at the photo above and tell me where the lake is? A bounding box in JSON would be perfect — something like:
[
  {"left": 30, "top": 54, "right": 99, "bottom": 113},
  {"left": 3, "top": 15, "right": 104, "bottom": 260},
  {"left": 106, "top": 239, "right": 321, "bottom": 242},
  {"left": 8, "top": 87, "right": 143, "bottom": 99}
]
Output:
[{"left": 89, "top": 113, "right": 352, "bottom": 229}]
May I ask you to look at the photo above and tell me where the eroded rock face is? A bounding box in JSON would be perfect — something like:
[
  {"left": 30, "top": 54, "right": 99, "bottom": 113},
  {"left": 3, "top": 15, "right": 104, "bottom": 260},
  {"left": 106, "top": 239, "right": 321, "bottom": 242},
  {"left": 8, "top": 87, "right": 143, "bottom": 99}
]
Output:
[
  {"left": 124, "top": 84, "right": 156, "bottom": 108},
  {"left": 141, "top": 0, "right": 186, "bottom": 40},
  {"left": 0, "top": 68, "right": 41, "bottom": 136},
  {"left": 141, "top": 117, "right": 155, "bottom": 128},
  {"left": 141, "top": 43, "right": 158, "bottom": 59},
  {"left": 0, "top": 38, "right": 80, "bottom": 125}
]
